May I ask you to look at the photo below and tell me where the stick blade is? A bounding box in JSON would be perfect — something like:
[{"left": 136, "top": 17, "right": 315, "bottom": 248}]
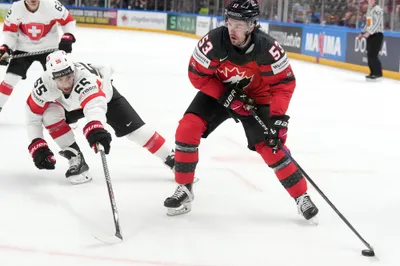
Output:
[{"left": 93, "top": 232, "right": 123, "bottom": 245}]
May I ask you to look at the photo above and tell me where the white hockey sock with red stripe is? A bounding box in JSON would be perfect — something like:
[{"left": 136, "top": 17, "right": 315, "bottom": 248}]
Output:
[
  {"left": 0, "top": 73, "right": 21, "bottom": 109},
  {"left": 126, "top": 124, "right": 171, "bottom": 161},
  {"left": 46, "top": 119, "right": 75, "bottom": 149}
]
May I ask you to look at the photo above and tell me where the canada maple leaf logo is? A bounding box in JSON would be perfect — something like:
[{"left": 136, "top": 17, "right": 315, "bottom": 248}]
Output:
[
  {"left": 217, "top": 67, "right": 254, "bottom": 89},
  {"left": 236, "top": 76, "right": 252, "bottom": 89}
]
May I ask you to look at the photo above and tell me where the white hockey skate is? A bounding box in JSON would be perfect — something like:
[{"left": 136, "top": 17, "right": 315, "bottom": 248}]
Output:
[{"left": 59, "top": 147, "right": 92, "bottom": 185}]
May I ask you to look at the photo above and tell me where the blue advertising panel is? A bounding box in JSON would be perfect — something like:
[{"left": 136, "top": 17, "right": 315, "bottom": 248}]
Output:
[
  {"left": 301, "top": 26, "right": 347, "bottom": 61},
  {"left": 346, "top": 32, "right": 400, "bottom": 72}
]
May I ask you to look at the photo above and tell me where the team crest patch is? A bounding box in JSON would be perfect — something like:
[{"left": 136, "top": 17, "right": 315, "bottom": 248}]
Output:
[{"left": 23, "top": 23, "right": 45, "bottom": 41}]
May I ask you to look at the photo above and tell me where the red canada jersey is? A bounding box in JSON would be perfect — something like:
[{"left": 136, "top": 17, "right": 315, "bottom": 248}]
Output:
[{"left": 189, "top": 26, "right": 296, "bottom": 116}]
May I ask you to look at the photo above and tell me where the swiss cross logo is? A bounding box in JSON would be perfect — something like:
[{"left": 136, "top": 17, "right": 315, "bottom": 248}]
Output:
[{"left": 24, "top": 23, "right": 44, "bottom": 41}]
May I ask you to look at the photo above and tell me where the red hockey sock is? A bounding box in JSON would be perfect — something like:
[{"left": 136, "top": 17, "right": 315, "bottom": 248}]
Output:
[
  {"left": 255, "top": 142, "right": 307, "bottom": 198},
  {"left": 174, "top": 113, "right": 207, "bottom": 184}
]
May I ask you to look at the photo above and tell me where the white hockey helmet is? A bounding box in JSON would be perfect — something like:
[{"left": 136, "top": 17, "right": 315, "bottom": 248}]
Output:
[{"left": 46, "top": 50, "right": 74, "bottom": 79}]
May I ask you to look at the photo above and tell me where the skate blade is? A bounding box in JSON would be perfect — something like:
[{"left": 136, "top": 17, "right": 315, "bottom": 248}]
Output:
[
  {"left": 69, "top": 171, "right": 93, "bottom": 185},
  {"left": 307, "top": 216, "right": 319, "bottom": 225},
  {"left": 166, "top": 202, "right": 191, "bottom": 216},
  {"left": 92, "top": 232, "right": 123, "bottom": 244}
]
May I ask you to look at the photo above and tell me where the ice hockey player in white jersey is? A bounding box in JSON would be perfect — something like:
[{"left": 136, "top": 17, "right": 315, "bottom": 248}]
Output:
[
  {"left": 26, "top": 51, "right": 175, "bottom": 184},
  {"left": 0, "top": 0, "right": 76, "bottom": 113}
]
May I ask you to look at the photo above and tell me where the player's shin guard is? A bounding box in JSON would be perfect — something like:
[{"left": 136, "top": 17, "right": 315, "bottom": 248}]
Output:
[
  {"left": 164, "top": 114, "right": 205, "bottom": 215},
  {"left": 45, "top": 118, "right": 91, "bottom": 184},
  {"left": 0, "top": 82, "right": 13, "bottom": 110},
  {"left": 255, "top": 142, "right": 318, "bottom": 220},
  {"left": 126, "top": 124, "right": 173, "bottom": 169},
  {"left": 174, "top": 142, "right": 199, "bottom": 184},
  {"left": 0, "top": 74, "right": 22, "bottom": 111},
  {"left": 256, "top": 142, "right": 307, "bottom": 197},
  {"left": 172, "top": 113, "right": 205, "bottom": 185},
  {"left": 45, "top": 119, "right": 75, "bottom": 148}
]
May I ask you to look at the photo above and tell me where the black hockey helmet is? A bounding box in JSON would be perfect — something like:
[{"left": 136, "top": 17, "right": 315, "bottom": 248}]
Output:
[{"left": 225, "top": 0, "right": 260, "bottom": 25}]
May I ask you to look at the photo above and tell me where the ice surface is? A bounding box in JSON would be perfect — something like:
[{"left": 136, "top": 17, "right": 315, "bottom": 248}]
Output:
[{"left": 0, "top": 26, "right": 398, "bottom": 266}]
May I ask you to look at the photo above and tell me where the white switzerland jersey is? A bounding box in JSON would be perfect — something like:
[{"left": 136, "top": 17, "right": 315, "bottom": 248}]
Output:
[
  {"left": 26, "top": 63, "right": 114, "bottom": 140},
  {"left": 3, "top": 0, "right": 75, "bottom": 52}
]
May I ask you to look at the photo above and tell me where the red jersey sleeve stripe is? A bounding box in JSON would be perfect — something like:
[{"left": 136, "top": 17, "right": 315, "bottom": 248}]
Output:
[
  {"left": 188, "top": 65, "right": 214, "bottom": 77},
  {"left": 3, "top": 23, "right": 18, "bottom": 32},
  {"left": 269, "top": 76, "right": 296, "bottom": 87},
  {"left": 80, "top": 90, "right": 106, "bottom": 109},
  {"left": 59, "top": 13, "right": 75, "bottom": 26},
  {"left": 27, "top": 94, "right": 49, "bottom": 115}
]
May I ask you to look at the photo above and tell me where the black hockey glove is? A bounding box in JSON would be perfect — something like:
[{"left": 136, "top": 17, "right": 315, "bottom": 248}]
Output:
[
  {"left": 253, "top": 105, "right": 290, "bottom": 152},
  {"left": 218, "top": 83, "right": 255, "bottom": 116},
  {"left": 83, "top": 121, "right": 112, "bottom": 154},
  {"left": 28, "top": 138, "right": 56, "bottom": 170},
  {"left": 0, "top": 44, "right": 11, "bottom": 66},
  {"left": 266, "top": 115, "right": 290, "bottom": 149},
  {"left": 58, "top": 33, "right": 76, "bottom": 53}
]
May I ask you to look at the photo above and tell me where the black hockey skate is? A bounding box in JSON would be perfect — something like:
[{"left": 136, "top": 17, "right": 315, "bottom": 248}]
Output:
[
  {"left": 164, "top": 150, "right": 175, "bottom": 170},
  {"left": 59, "top": 147, "right": 92, "bottom": 185},
  {"left": 295, "top": 193, "right": 319, "bottom": 224},
  {"left": 164, "top": 183, "right": 194, "bottom": 216}
]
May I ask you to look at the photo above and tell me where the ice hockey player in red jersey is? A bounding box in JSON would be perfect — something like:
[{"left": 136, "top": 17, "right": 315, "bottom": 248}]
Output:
[
  {"left": 164, "top": 0, "right": 319, "bottom": 222},
  {"left": 0, "top": 0, "right": 76, "bottom": 113},
  {"left": 26, "top": 51, "right": 174, "bottom": 184}
]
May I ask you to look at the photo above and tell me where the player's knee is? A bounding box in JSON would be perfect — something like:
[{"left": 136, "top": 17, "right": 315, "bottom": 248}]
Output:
[
  {"left": 42, "top": 104, "right": 73, "bottom": 142},
  {"left": 44, "top": 117, "right": 76, "bottom": 149},
  {"left": 254, "top": 141, "right": 287, "bottom": 166},
  {"left": 175, "top": 113, "right": 207, "bottom": 145},
  {"left": 42, "top": 104, "right": 65, "bottom": 127}
]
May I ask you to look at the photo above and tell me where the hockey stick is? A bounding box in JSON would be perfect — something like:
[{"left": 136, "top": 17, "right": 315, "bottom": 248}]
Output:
[
  {"left": 94, "top": 144, "right": 123, "bottom": 243},
  {"left": 3, "top": 48, "right": 58, "bottom": 61},
  {"left": 249, "top": 109, "right": 375, "bottom": 256}
]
